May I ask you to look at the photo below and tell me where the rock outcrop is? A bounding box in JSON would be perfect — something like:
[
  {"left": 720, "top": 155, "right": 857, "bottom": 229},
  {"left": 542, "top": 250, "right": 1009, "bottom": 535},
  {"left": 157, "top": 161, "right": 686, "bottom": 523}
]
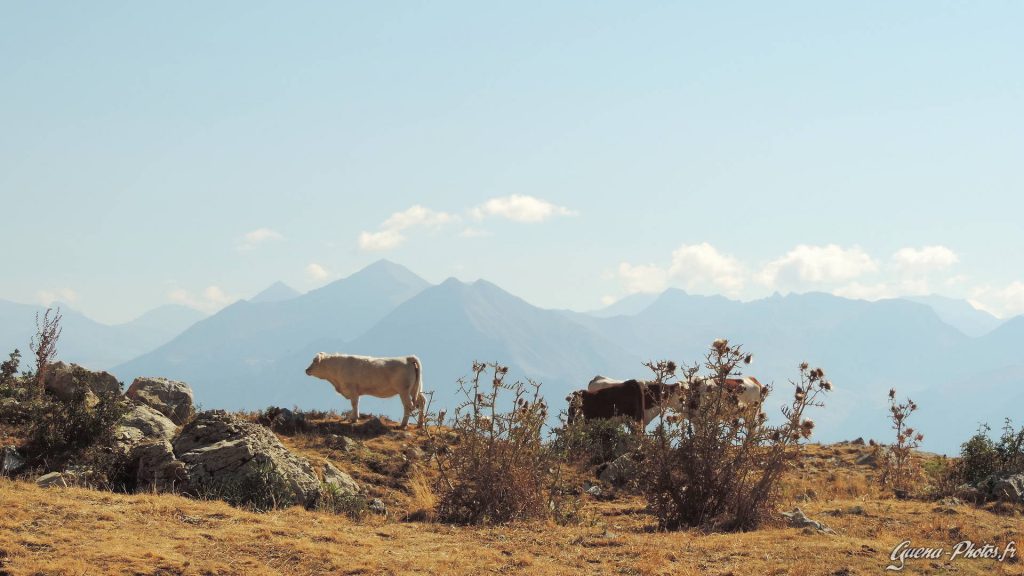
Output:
[
  {"left": 42, "top": 362, "right": 121, "bottom": 403},
  {"left": 170, "top": 410, "right": 322, "bottom": 507},
  {"left": 126, "top": 377, "right": 195, "bottom": 425}
]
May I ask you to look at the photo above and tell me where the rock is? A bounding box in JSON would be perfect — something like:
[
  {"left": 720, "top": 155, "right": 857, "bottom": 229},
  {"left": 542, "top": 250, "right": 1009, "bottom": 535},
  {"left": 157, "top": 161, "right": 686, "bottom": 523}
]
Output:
[
  {"left": 322, "top": 462, "right": 360, "bottom": 496},
  {"left": 115, "top": 403, "right": 177, "bottom": 453},
  {"left": 42, "top": 362, "right": 121, "bottom": 403},
  {"left": 126, "top": 377, "right": 195, "bottom": 425},
  {"left": 585, "top": 485, "right": 603, "bottom": 497},
  {"left": 402, "top": 445, "right": 425, "bottom": 461},
  {"left": 359, "top": 416, "right": 388, "bottom": 436},
  {"left": 261, "top": 407, "right": 308, "bottom": 434},
  {"left": 851, "top": 437, "right": 865, "bottom": 445},
  {"left": 36, "top": 472, "right": 69, "bottom": 488},
  {"left": 369, "top": 498, "right": 387, "bottom": 515},
  {"left": 132, "top": 440, "right": 187, "bottom": 493},
  {"left": 954, "top": 484, "right": 984, "bottom": 504},
  {"left": 1, "top": 446, "right": 25, "bottom": 477},
  {"left": 598, "top": 453, "right": 641, "bottom": 487},
  {"left": 329, "top": 435, "right": 361, "bottom": 453},
  {"left": 172, "top": 410, "right": 322, "bottom": 508},
  {"left": 991, "top": 474, "right": 1024, "bottom": 503},
  {"left": 855, "top": 449, "right": 884, "bottom": 467},
  {"left": 781, "top": 507, "right": 836, "bottom": 534}
]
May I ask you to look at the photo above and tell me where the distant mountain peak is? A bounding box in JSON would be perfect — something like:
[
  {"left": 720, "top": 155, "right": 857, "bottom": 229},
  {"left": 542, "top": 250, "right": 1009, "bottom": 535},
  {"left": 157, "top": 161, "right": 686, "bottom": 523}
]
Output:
[{"left": 250, "top": 281, "right": 300, "bottom": 304}]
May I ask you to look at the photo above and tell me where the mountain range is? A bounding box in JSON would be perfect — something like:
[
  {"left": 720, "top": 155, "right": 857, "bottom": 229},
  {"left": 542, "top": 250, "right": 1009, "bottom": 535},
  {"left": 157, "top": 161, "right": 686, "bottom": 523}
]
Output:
[{"left": 3, "top": 260, "right": 1017, "bottom": 454}]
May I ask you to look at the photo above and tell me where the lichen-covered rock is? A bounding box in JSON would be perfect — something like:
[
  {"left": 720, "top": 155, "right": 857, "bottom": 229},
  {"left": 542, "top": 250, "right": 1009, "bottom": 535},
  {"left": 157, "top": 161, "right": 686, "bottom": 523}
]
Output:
[
  {"left": 115, "top": 403, "right": 177, "bottom": 453},
  {"left": 322, "top": 462, "right": 360, "bottom": 496},
  {"left": 36, "top": 471, "right": 69, "bottom": 488},
  {"left": 42, "top": 362, "right": 121, "bottom": 403},
  {"left": 598, "top": 453, "right": 641, "bottom": 487},
  {"left": 172, "top": 410, "right": 321, "bottom": 508},
  {"left": 126, "top": 377, "right": 195, "bottom": 425},
  {"left": 132, "top": 440, "right": 187, "bottom": 493}
]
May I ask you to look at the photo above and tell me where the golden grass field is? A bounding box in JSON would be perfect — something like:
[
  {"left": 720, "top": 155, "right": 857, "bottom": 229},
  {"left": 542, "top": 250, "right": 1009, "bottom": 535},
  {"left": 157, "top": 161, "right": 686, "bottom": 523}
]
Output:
[{"left": 1, "top": 415, "right": 1021, "bottom": 576}]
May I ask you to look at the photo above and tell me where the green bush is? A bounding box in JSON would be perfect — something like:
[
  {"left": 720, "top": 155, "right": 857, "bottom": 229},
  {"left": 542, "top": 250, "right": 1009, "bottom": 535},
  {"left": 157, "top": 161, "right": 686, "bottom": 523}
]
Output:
[
  {"left": 957, "top": 420, "right": 1024, "bottom": 485},
  {"left": 317, "top": 482, "right": 370, "bottom": 519}
]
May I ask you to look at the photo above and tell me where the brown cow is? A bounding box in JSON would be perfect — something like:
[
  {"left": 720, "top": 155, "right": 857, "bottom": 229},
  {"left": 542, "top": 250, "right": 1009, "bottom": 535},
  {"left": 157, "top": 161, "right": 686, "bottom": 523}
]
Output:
[{"left": 567, "top": 380, "right": 683, "bottom": 427}]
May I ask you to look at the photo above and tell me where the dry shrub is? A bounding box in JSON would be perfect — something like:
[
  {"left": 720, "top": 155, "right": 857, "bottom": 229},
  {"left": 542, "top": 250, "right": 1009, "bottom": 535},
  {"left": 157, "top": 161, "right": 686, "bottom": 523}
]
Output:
[
  {"left": 639, "top": 339, "right": 832, "bottom": 531},
  {"left": 430, "top": 361, "right": 569, "bottom": 525},
  {"left": 878, "top": 389, "right": 925, "bottom": 496}
]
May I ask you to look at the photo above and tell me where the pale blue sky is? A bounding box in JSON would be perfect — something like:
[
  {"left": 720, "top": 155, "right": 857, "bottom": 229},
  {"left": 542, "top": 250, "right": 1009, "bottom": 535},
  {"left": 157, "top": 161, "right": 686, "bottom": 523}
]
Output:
[{"left": 2, "top": 2, "right": 1022, "bottom": 323}]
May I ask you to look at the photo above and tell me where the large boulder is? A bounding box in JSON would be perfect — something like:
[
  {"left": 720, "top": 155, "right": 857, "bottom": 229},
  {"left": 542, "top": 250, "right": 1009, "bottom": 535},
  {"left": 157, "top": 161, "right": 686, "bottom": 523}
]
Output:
[
  {"left": 132, "top": 440, "right": 187, "bottom": 493},
  {"left": 171, "top": 410, "right": 321, "bottom": 508},
  {"left": 42, "top": 362, "right": 121, "bottom": 403},
  {"left": 115, "top": 403, "right": 177, "bottom": 453},
  {"left": 126, "top": 377, "right": 195, "bottom": 425},
  {"left": 982, "top": 473, "right": 1024, "bottom": 503}
]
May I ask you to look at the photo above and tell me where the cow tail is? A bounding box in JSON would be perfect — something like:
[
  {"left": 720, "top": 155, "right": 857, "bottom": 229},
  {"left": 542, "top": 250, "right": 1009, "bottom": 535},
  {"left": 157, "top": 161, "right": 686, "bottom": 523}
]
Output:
[{"left": 409, "top": 356, "right": 426, "bottom": 410}]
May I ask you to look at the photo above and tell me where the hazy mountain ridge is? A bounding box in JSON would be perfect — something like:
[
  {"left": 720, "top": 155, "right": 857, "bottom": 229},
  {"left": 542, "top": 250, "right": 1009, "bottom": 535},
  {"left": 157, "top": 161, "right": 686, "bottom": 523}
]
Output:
[{"left": 0, "top": 300, "right": 205, "bottom": 370}]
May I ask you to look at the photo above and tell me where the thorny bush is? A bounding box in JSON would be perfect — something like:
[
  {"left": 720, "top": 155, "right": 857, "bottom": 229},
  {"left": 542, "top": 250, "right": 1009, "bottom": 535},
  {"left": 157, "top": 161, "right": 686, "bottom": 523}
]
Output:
[{"left": 639, "top": 339, "right": 832, "bottom": 531}]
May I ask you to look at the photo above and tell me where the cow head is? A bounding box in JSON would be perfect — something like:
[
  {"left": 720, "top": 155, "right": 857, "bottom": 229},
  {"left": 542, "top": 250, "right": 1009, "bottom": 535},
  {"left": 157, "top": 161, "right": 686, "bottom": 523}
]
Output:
[{"left": 305, "top": 352, "right": 327, "bottom": 377}]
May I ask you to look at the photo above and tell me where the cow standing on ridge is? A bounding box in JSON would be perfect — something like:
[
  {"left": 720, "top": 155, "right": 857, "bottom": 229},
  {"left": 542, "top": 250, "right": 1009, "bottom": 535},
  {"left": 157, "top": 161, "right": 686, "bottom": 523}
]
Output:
[{"left": 305, "top": 353, "right": 426, "bottom": 428}]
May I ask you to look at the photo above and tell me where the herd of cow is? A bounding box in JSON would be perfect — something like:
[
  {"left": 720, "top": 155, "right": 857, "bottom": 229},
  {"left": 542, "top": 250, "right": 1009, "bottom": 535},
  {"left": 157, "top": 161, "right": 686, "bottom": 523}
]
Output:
[{"left": 305, "top": 352, "right": 767, "bottom": 429}]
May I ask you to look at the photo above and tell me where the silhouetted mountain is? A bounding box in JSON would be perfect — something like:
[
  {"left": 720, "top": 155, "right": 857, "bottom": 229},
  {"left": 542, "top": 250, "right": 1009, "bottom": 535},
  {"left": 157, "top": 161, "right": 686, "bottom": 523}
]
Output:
[
  {"left": 0, "top": 300, "right": 206, "bottom": 371},
  {"left": 250, "top": 282, "right": 300, "bottom": 303},
  {"left": 587, "top": 292, "right": 660, "bottom": 318},
  {"left": 904, "top": 294, "right": 1003, "bottom": 337}
]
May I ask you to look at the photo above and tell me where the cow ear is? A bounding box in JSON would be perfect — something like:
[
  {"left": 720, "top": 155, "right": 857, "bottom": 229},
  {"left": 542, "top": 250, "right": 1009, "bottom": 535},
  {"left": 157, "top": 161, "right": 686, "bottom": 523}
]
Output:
[{"left": 316, "top": 352, "right": 325, "bottom": 361}]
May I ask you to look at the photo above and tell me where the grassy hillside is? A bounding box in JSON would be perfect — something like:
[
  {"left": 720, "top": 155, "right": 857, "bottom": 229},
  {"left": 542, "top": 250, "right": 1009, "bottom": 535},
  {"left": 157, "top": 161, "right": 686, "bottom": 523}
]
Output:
[{"left": 1, "top": 413, "right": 1021, "bottom": 576}]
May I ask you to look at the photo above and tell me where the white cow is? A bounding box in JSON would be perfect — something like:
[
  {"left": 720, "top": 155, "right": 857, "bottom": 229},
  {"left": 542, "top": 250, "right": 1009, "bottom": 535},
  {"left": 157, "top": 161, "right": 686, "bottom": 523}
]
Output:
[
  {"left": 305, "top": 353, "right": 426, "bottom": 428},
  {"left": 682, "top": 375, "right": 765, "bottom": 420}
]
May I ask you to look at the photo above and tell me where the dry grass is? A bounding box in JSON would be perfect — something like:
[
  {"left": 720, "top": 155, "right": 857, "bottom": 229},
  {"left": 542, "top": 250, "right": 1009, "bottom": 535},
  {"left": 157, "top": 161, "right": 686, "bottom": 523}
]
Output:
[{"left": 1, "top": 417, "right": 1022, "bottom": 576}]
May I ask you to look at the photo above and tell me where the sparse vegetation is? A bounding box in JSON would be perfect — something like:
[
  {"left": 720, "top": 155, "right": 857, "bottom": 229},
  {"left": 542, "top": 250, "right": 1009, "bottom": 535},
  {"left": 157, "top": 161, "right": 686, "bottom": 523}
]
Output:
[
  {"left": 956, "top": 420, "right": 1024, "bottom": 486},
  {"left": 879, "top": 389, "right": 925, "bottom": 496},
  {"left": 639, "top": 340, "right": 832, "bottom": 531},
  {"left": 29, "top": 307, "right": 62, "bottom": 391},
  {"left": 431, "top": 361, "right": 569, "bottom": 525}
]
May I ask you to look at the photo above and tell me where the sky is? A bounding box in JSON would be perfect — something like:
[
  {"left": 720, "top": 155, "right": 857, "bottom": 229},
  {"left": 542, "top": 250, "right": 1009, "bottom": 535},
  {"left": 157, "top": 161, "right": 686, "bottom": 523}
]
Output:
[{"left": 1, "top": 2, "right": 1022, "bottom": 324}]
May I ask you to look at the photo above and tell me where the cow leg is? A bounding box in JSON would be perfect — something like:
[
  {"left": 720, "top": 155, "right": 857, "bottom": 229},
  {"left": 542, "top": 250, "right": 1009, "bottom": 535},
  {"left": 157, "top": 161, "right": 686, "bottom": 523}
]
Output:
[
  {"left": 399, "top": 392, "right": 414, "bottom": 429},
  {"left": 349, "top": 396, "right": 360, "bottom": 423}
]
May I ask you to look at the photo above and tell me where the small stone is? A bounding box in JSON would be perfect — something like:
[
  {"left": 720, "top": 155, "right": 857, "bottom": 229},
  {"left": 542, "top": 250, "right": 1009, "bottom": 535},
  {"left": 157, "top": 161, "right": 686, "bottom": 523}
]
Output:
[
  {"left": 1, "top": 446, "right": 25, "bottom": 477},
  {"left": 36, "top": 472, "right": 68, "bottom": 488},
  {"left": 369, "top": 498, "right": 387, "bottom": 515}
]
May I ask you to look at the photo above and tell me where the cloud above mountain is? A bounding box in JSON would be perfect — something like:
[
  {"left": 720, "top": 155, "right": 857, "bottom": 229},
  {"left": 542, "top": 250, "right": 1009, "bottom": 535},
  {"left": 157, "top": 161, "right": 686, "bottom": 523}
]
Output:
[{"left": 358, "top": 195, "right": 575, "bottom": 251}]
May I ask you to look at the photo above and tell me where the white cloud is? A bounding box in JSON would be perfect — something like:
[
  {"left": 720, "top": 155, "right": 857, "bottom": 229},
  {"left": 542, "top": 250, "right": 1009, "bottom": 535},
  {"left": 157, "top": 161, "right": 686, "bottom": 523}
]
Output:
[
  {"left": 617, "top": 262, "right": 669, "bottom": 294},
  {"left": 168, "top": 285, "right": 234, "bottom": 312},
  {"left": 892, "top": 245, "right": 959, "bottom": 274},
  {"left": 470, "top": 194, "right": 576, "bottom": 223},
  {"left": 668, "top": 243, "right": 745, "bottom": 295},
  {"left": 358, "top": 205, "right": 458, "bottom": 251},
  {"left": 600, "top": 295, "right": 617, "bottom": 306},
  {"left": 306, "top": 263, "right": 329, "bottom": 281},
  {"left": 237, "top": 228, "right": 284, "bottom": 251},
  {"left": 36, "top": 288, "right": 78, "bottom": 306},
  {"left": 758, "top": 244, "right": 878, "bottom": 290},
  {"left": 358, "top": 229, "right": 405, "bottom": 251},
  {"left": 969, "top": 282, "right": 1024, "bottom": 319},
  {"left": 459, "top": 227, "right": 490, "bottom": 238}
]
